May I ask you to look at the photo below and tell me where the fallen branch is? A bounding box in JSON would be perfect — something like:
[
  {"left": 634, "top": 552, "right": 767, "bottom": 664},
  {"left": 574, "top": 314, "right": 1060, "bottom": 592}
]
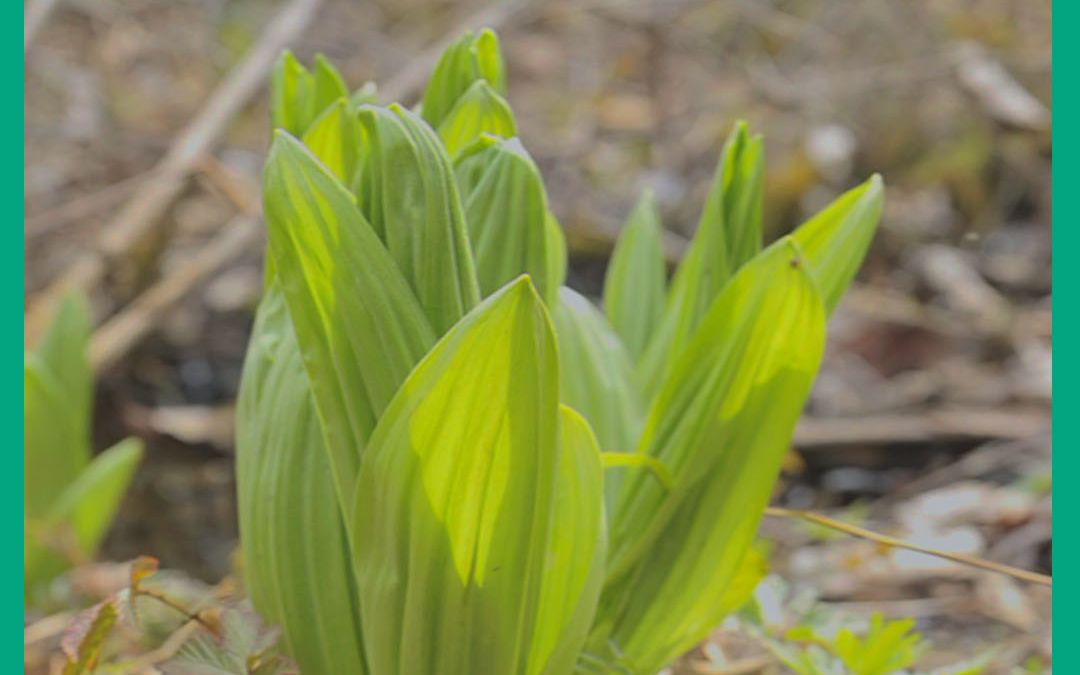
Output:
[
  {"left": 25, "top": 0, "right": 323, "bottom": 343},
  {"left": 85, "top": 0, "right": 538, "bottom": 371},
  {"left": 25, "top": 174, "right": 145, "bottom": 241},
  {"left": 24, "top": 0, "right": 60, "bottom": 53},
  {"left": 763, "top": 506, "right": 1052, "bottom": 587},
  {"left": 793, "top": 407, "right": 1050, "bottom": 448},
  {"left": 89, "top": 214, "right": 262, "bottom": 373}
]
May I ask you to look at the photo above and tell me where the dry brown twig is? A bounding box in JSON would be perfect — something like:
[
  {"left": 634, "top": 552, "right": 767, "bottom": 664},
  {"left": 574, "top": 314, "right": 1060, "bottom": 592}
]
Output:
[
  {"left": 764, "top": 506, "right": 1052, "bottom": 587},
  {"left": 24, "top": 0, "right": 324, "bottom": 343},
  {"left": 79, "top": 0, "right": 536, "bottom": 371}
]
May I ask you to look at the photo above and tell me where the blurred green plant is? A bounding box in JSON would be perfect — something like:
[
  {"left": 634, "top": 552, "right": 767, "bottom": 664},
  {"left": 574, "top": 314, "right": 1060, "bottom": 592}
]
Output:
[
  {"left": 235, "top": 27, "right": 884, "bottom": 675},
  {"left": 24, "top": 293, "right": 143, "bottom": 606},
  {"left": 742, "top": 576, "right": 994, "bottom": 675}
]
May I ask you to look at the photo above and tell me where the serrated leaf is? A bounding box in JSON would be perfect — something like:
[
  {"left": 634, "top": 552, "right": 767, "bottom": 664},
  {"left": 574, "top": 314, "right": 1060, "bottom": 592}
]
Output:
[
  {"left": 420, "top": 28, "right": 507, "bottom": 129},
  {"left": 235, "top": 285, "right": 367, "bottom": 675},
  {"left": 455, "top": 136, "right": 555, "bottom": 301},
  {"left": 603, "top": 189, "right": 667, "bottom": 361},
  {"left": 301, "top": 99, "right": 363, "bottom": 184},
  {"left": 354, "top": 104, "right": 480, "bottom": 335},
  {"left": 262, "top": 131, "right": 436, "bottom": 509},
  {"left": 354, "top": 278, "right": 603, "bottom": 675},
  {"left": 595, "top": 239, "right": 825, "bottom": 673},
  {"left": 62, "top": 598, "right": 118, "bottom": 675},
  {"left": 438, "top": 80, "right": 517, "bottom": 159},
  {"left": 638, "top": 122, "right": 764, "bottom": 391},
  {"left": 791, "top": 174, "right": 885, "bottom": 314}
]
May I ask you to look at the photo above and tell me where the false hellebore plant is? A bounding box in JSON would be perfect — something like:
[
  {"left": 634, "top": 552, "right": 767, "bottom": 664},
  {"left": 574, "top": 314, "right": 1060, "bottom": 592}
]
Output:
[{"left": 237, "top": 28, "right": 884, "bottom": 675}]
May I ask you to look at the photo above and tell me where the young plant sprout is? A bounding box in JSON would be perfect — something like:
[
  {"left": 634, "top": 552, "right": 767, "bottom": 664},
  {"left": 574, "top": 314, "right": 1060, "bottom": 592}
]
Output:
[{"left": 236, "top": 28, "right": 884, "bottom": 675}]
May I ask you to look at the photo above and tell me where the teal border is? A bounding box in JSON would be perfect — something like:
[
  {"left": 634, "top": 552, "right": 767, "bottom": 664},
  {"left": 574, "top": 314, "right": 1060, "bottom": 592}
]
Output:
[
  {"left": 1052, "top": 1, "right": 1064, "bottom": 668},
  {"left": 16, "top": 0, "right": 26, "bottom": 667}
]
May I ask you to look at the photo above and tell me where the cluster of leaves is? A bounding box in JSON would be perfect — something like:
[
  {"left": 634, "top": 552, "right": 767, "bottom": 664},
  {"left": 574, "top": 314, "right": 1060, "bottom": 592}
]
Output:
[
  {"left": 24, "top": 293, "right": 143, "bottom": 607},
  {"left": 740, "top": 577, "right": 993, "bottom": 675},
  {"left": 236, "top": 28, "right": 884, "bottom": 675}
]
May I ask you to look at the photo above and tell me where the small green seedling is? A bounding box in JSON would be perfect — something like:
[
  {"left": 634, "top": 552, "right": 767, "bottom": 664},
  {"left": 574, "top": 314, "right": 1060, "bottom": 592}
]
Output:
[{"left": 24, "top": 293, "right": 143, "bottom": 606}]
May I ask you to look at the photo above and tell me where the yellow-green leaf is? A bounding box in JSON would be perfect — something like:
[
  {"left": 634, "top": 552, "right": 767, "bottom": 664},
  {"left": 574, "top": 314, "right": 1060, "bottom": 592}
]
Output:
[
  {"left": 792, "top": 174, "right": 885, "bottom": 314},
  {"left": 438, "top": 80, "right": 517, "bottom": 159},
  {"left": 301, "top": 98, "right": 363, "bottom": 184},
  {"left": 550, "top": 288, "right": 644, "bottom": 510},
  {"left": 455, "top": 136, "right": 554, "bottom": 302},
  {"left": 639, "top": 122, "right": 764, "bottom": 391},
  {"left": 596, "top": 239, "right": 825, "bottom": 672},
  {"left": 262, "top": 131, "right": 436, "bottom": 509},
  {"left": 354, "top": 104, "right": 480, "bottom": 335},
  {"left": 235, "top": 284, "right": 368, "bottom": 675},
  {"left": 354, "top": 278, "right": 602, "bottom": 675},
  {"left": 420, "top": 28, "right": 507, "bottom": 129},
  {"left": 603, "top": 189, "right": 667, "bottom": 361}
]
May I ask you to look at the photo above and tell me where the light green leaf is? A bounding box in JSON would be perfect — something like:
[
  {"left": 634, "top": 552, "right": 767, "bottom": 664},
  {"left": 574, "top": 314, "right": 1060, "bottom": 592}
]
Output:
[
  {"left": 420, "top": 28, "right": 506, "bottom": 128},
  {"left": 551, "top": 288, "right": 644, "bottom": 454},
  {"left": 438, "top": 80, "right": 517, "bottom": 159},
  {"left": 354, "top": 104, "right": 481, "bottom": 334},
  {"left": 349, "top": 81, "right": 379, "bottom": 108},
  {"left": 529, "top": 406, "right": 607, "bottom": 675},
  {"left": 25, "top": 292, "right": 92, "bottom": 517},
  {"left": 544, "top": 213, "right": 568, "bottom": 297},
  {"left": 354, "top": 278, "right": 602, "bottom": 675},
  {"left": 550, "top": 288, "right": 644, "bottom": 511},
  {"left": 271, "top": 51, "right": 311, "bottom": 136},
  {"left": 600, "top": 452, "right": 672, "bottom": 491},
  {"left": 638, "top": 122, "right": 764, "bottom": 391},
  {"left": 792, "top": 174, "right": 885, "bottom": 314},
  {"left": 24, "top": 359, "right": 88, "bottom": 518},
  {"left": 235, "top": 285, "right": 367, "bottom": 675},
  {"left": 271, "top": 52, "right": 349, "bottom": 136},
  {"left": 262, "top": 131, "right": 436, "bottom": 510},
  {"left": 603, "top": 189, "right": 667, "bottom": 361},
  {"left": 595, "top": 238, "right": 826, "bottom": 673},
  {"left": 312, "top": 54, "right": 349, "bottom": 112},
  {"left": 301, "top": 99, "right": 363, "bottom": 184},
  {"left": 26, "top": 438, "right": 143, "bottom": 596},
  {"left": 455, "top": 136, "right": 554, "bottom": 302}
]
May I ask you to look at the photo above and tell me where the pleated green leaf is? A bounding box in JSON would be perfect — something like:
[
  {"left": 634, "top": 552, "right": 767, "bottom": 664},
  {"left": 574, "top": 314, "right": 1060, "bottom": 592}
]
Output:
[
  {"left": 792, "top": 174, "right": 885, "bottom": 314},
  {"left": 235, "top": 284, "right": 368, "bottom": 675},
  {"left": 354, "top": 278, "right": 604, "bottom": 675},
  {"left": 420, "top": 28, "right": 506, "bottom": 128},
  {"left": 603, "top": 189, "right": 667, "bottom": 361},
  {"left": 301, "top": 98, "right": 363, "bottom": 184},
  {"left": 26, "top": 438, "right": 142, "bottom": 597},
  {"left": 544, "top": 212, "right": 568, "bottom": 295},
  {"left": 529, "top": 406, "right": 607, "bottom": 675},
  {"left": 262, "top": 131, "right": 436, "bottom": 509},
  {"left": 638, "top": 122, "right": 764, "bottom": 390},
  {"left": 455, "top": 135, "right": 557, "bottom": 302},
  {"left": 438, "top": 80, "right": 517, "bottom": 159},
  {"left": 595, "top": 239, "right": 825, "bottom": 672},
  {"left": 354, "top": 104, "right": 481, "bottom": 334},
  {"left": 550, "top": 288, "right": 644, "bottom": 515},
  {"left": 271, "top": 52, "right": 349, "bottom": 136}
]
